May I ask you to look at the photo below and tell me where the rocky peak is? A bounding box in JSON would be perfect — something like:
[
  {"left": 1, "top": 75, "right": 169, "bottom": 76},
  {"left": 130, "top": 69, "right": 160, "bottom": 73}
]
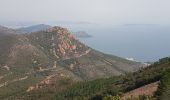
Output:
[
  {"left": 29, "top": 26, "right": 90, "bottom": 60},
  {"left": 47, "top": 26, "right": 90, "bottom": 59}
]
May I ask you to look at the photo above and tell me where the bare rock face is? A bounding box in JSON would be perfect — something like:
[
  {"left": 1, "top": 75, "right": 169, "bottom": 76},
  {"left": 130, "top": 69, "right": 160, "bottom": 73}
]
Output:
[{"left": 29, "top": 26, "right": 90, "bottom": 60}]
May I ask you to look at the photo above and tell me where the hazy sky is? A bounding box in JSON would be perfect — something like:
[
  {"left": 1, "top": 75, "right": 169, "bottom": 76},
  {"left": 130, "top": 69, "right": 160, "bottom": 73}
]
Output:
[{"left": 0, "top": 0, "right": 170, "bottom": 24}]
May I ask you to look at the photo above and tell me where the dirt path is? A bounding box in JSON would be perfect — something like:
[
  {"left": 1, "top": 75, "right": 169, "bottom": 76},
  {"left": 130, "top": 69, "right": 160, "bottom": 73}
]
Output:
[
  {"left": 62, "top": 49, "right": 91, "bottom": 60},
  {"left": 122, "top": 81, "right": 159, "bottom": 99},
  {"left": 0, "top": 76, "right": 28, "bottom": 88}
]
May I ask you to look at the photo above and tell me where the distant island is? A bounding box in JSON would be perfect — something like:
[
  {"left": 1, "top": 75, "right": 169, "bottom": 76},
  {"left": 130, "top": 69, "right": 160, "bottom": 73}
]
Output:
[
  {"left": 16, "top": 24, "right": 51, "bottom": 33},
  {"left": 73, "top": 31, "right": 92, "bottom": 38},
  {"left": 124, "top": 24, "right": 158, "bottom": 26}
]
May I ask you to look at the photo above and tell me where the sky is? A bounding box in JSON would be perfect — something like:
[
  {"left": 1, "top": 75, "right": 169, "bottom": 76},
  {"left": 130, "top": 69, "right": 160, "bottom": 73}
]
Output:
[{"left": 0, "top": 0, "right": 170, "bottom": 25}]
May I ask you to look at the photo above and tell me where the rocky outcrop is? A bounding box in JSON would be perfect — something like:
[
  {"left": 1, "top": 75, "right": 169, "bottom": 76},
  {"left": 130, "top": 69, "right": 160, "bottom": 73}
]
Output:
[{"left": 29, "top": 26, "right": 90, "bottom": 60}]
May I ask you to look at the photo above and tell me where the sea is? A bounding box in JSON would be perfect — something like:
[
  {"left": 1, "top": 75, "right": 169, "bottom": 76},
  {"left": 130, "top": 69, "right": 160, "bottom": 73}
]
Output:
[{"left": 61, "top": 24, "right": 170, "bottom": 62}]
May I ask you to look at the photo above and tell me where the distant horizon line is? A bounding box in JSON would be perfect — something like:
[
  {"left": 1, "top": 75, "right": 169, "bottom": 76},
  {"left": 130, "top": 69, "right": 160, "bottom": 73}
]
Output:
[{"left": 0, "top": 21, "right": 169, "bottom": 29}]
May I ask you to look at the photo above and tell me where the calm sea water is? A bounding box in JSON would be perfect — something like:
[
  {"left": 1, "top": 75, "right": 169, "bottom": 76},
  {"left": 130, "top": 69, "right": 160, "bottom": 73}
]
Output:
[{"left": 59, "top": 24, "right": 170, "bottom": 62}]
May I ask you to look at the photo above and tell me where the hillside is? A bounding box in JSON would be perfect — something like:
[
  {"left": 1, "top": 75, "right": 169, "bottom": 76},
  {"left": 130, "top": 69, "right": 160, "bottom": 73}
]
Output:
[
  {"left": 122, "top": 81, "right": 159, "bottom": 99},
  {"left": 5, "top": 57, "right": 170, "bottom": 100},
  {"left": 0, "top": 25, "right": 18, "bottom": 34},
  {"left": 156, "top": 68, "right": 170, "bottom": 100},
  {"left": 50, "top": 57, "right": 170, "bottom": 100},
  {"left": 0, "top": 25, "right": 143, "bottom": 99},
  {"left": 16, "top": 24, "right": 51, "bottom": 33}
]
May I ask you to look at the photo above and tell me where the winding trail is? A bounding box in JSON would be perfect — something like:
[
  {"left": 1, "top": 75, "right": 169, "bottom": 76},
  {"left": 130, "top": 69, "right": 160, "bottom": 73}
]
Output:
[{"left": 0, "top": 76, "right": 28, "bottom": 88}]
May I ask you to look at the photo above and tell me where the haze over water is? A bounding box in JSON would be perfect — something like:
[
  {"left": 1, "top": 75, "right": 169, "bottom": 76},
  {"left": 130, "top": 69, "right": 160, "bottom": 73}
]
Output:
[{"left": 63, "top": 24, "right": 170, "bottom": 62}]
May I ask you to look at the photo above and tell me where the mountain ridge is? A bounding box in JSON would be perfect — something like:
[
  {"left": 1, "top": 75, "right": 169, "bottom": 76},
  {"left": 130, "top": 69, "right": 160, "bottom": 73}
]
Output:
[
  {"left": 0, "top": 25, "right": 143, "bottom": 99},
  {"left": 16, "top": 24, "right": 52, "bottom": 33}
]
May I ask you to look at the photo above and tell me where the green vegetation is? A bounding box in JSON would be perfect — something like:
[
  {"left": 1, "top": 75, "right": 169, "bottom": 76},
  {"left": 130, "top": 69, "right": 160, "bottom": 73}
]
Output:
[
  {"left": 0, "top": 33, "right": 18, "bottom": 66},
  {"left": 156, "top": 68, "right": 170, "bottom": 100},
  {"left": 53, "top": 57, "right": 170, "bottom": 100},
  {"left": 4, "top": 57, "right": 169, "bottom": 100}
]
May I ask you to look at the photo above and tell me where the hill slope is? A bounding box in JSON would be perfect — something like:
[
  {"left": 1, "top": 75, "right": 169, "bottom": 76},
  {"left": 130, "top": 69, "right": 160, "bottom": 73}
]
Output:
[
  {"left": 0, "top": 25, "right": 142, "bottom": 99},
  {"left": 51, "top": 57, "right": 170, "bottom": 100},
  {"left": 7, "top": 57, "right": 170, "bottom": 100}
]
